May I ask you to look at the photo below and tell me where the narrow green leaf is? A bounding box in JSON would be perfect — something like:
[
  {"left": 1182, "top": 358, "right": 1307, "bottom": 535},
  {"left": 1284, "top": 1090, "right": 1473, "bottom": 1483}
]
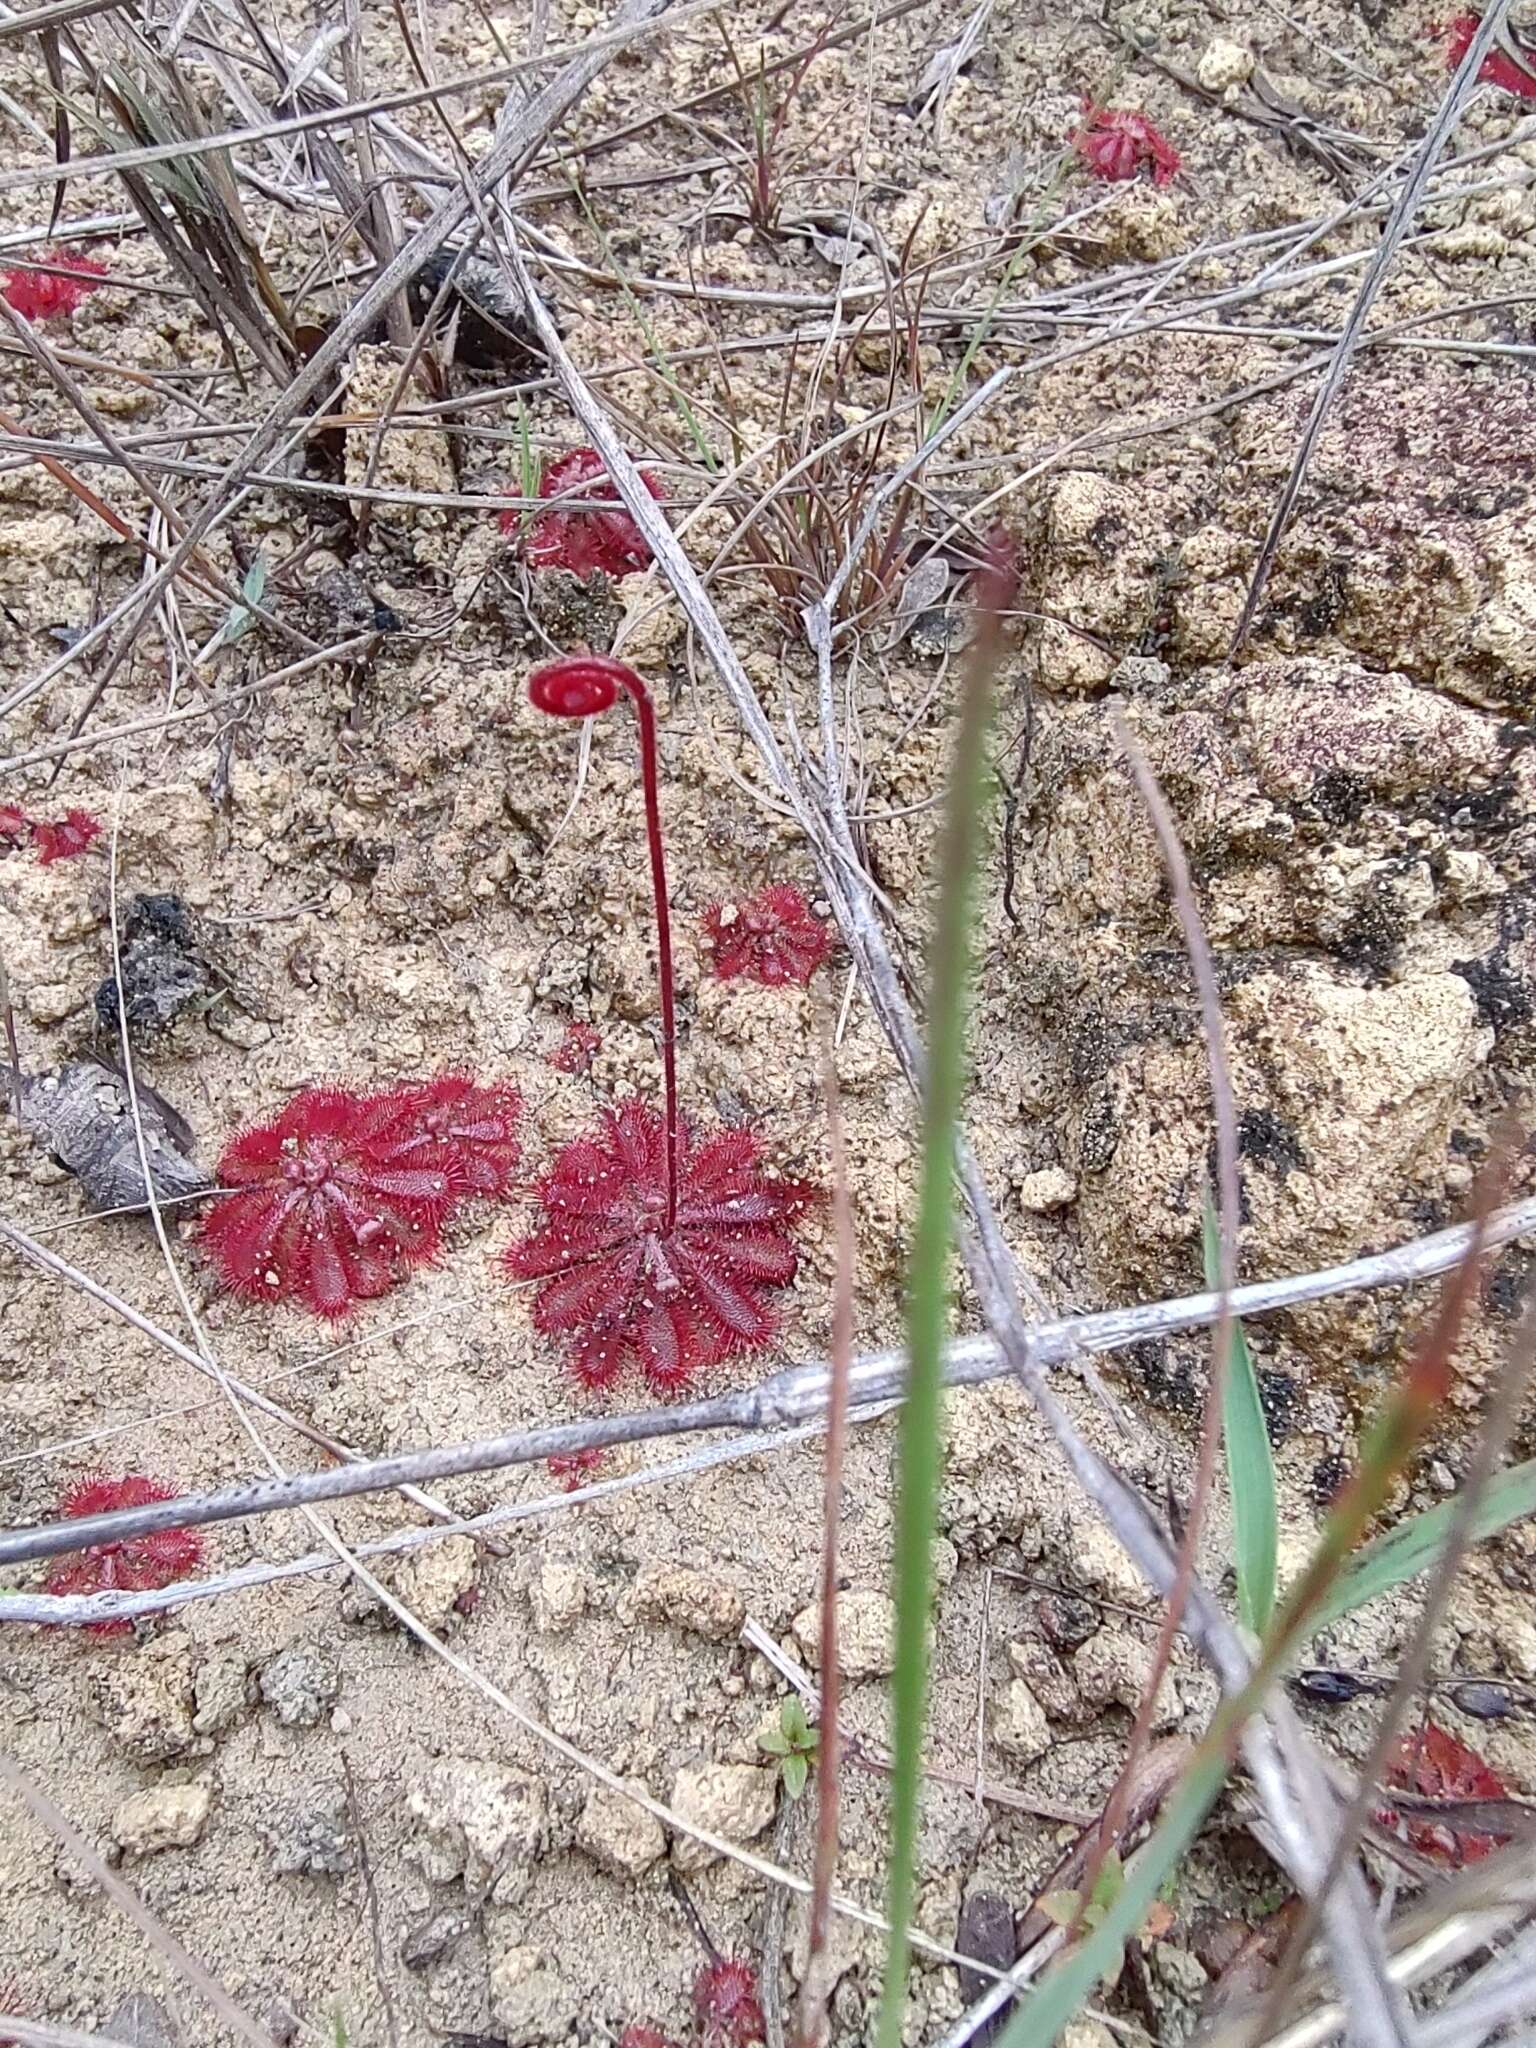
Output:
[
  {"left": 993, "top": 1750, "right": 1230, "bottom": 2048},
  {"left": 1309, "top": 1454, "right": 1536, "bottom": 1636},
  {"left": 877, "top": 562, "right": 1010, "bottom": 2048},
  {"left": 1204, "top": 1193, "right": 1277, "bottom": 1636}
]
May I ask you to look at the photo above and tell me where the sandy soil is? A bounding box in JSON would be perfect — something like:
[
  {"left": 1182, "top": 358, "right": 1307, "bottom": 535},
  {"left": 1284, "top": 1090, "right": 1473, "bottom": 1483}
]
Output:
[{"left": 2, "top": 0, "right": 1535, "bottom": 2041}]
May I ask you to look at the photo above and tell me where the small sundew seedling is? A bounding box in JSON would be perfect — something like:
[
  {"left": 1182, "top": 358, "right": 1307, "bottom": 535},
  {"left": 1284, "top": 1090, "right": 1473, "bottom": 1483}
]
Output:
[
  {"left": 693, "top": 1957, "right": 765, "bottom": 2048},
  {"left": 1, "top": 249, "right": 107, "bottom": 321},
  {"left": 44, "top": 1475, "right": 203, "bottom": 1636},
  {"left": 703, "top": 885, "right": 831, "bottom": 988},
  {"left": 757, "top": 1694, "right": 819, "bottom": 1797},
  {"left": 502, "top": 447, "right": 666, "bottom": 578},
  {"left": 1072, "top": 102, "right": 1182, "bottom": 184}
]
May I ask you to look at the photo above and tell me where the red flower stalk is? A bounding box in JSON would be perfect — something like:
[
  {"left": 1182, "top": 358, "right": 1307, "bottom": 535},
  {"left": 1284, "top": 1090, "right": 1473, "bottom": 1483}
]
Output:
[
  {"left": 43, "top": 1475, "right": 203, "bottom": 1635},
  {"left": 2, "top": 249, "right": 107, "bottom": 322},
  {"left": 526, "top": 655, "right": 681, "bottom": 1221},
  {"left": 548, "top": 1446, "right": 607, "bottom": 1490},
  {"left": 1072, "top": 102, "right": 1182, "bottom": 184},
  {"left": 704, "top": 884, "right": 830, "bottom": 988},
  {"left": 1442, "top": 12, "right": 1536, "bottom": 94},
  {"left": 506, "top": 1097, "right": 814, "bottom": 1392},
  {"left": 549, "top": 1019, "right": 602, "bottom": 1074},
  {"left": 694, "top": 1957, "right": 765, "bottom": 2048},
  {"left": 504, "top": 447, "right": 665, "bottom": 578},
  {"left": 1376, "top": 1719, "right": 1513, "bottom": 1866},
  {"left": 32, "top": 808, "right": 102, "bottom": 862}
]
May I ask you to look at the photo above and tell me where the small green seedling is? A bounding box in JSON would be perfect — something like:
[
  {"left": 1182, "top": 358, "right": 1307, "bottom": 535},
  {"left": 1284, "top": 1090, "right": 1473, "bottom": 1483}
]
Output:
[
  {"left": 758, "top": 1695, "right": 819, "bottom": 1798},
  {"left": 1036, "top": 1851, "right": 1174, "bottom": 1988}
]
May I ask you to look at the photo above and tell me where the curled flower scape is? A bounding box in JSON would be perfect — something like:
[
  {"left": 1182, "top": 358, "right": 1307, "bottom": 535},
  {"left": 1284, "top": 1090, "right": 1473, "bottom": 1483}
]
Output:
[
  {"left": 504, "top": 1097, "right": 816, "bottom": 1394},
  {"left": 506, "top": 447, "right": 665, "bottom": 578},
  {"left": 201, "top": 1077, "right": 520, "bottom": 1319},
  {"left": 704, "top": 884, "right": 831, "bottom": 988},
  {"left": 1072, "top": 102, "right": 1182, "bottom": 185},
  {"left": 1, "top": 249, "right": 107, "bottom": 322},
  {"left": 32, "top": 808, "right": 103, "bottom": 863},
  {"left": 43, "top": 1474, "right": 204, "bottom": 1636},
  {"left": 1442, "top": 11, "right": 1536, "bottom": 94}
]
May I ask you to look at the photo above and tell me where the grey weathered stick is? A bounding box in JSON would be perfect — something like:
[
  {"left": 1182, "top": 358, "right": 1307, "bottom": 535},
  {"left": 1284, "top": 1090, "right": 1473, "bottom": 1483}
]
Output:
[{"left": 4, "top": 1178, "right": 1531, "bottom": 1572}]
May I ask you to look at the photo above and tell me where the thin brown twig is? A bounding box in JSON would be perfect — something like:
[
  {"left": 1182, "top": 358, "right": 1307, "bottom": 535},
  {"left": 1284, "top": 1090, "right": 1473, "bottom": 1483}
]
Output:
[{"left": 798, "top": 1010, "right": 857, "bottom": 2048}]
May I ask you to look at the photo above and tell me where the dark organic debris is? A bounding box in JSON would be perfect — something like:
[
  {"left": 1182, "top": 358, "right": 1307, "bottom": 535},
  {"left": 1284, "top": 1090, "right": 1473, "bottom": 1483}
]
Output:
[
  {"left": 1289, "top": 1667, "right": 1379, "bottom": 1706},
  {"left": 1447, "top": 1681, "right": 1517, "bottom": 1721},
  {"left": 407, "top": 247, "right": 559, "bottom": 372},
  {"left": 20, "top": 1059, "right": 207, "bottom": 1211},
  {"left": 94, "top": 893, "right": 216, "bottom": 1041}
]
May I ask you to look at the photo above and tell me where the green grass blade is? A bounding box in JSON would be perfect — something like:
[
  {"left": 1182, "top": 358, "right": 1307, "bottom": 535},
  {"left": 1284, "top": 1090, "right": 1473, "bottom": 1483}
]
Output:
[
  {"left": 993, "top": 1749, "right": 1231, "bottom": 2048},
  {"left": 876, "top": 561, "right": 1010, "bottom": 2048},
  {"left": 1203, "top": 1193, "right": 1277, "bottom": 1635},
  {"left": 1309, "top": 1454, "right": 1536, "bottom": 1637}
]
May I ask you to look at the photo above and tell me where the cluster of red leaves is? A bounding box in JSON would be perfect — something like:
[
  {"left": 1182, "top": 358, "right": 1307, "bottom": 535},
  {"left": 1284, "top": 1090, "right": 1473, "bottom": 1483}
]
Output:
[
  {"left": 503, "top": 447, "right": 664, "bottom": 578},
  {"left": 1072, "top": 102, "right": 1182, "bottom": 184},
  {"left": 504, "top": 1097, "right": 816, "bottom": 1394},
  {"left": 703, "top": 885, "right": 830, "bottom": 988},
  {"left": 1, "top": 249, "right": 107, "bottom": 322},
  {"left": 42, "top": 1475, "right": 203, "bottom": 1637},
  {"left": 0, "top": 804, "right": 103, "bottom": 863},
  {"left": 1441, "top": 12, "right": 1536, "bottom": 94},
  {"left": 200, "top": 1076, "right": 521, "bottom": 1319},
  {"left": 619, "top": 1958, "right": 765, "bottom": 2048},
  {"left": 1376, "top": 1719, "right": 1513, "bottom": 1866},
  {"left": 549, "top": 1018, "right": 603, "bottom": 1074},
  {"left": 548, "top": 1446, "right": 607, "bottom": 1490}
]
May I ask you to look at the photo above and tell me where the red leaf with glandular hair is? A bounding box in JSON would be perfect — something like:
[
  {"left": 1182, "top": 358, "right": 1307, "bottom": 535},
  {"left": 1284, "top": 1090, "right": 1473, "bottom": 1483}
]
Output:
[
  {"left": 1377, "top": 1719, "right": 1513, "bottom": 1866},
  {"left": 1072, "top": 102, "right": 1182, "bottom": 184},
  {"left": 503, "top": 1097, "right": 816, "bottom": 1396},
  {"left": 43, "top": 1474, "right": 203, "bottom": 1636},
  {"left": 548, "top": 1447, "right": 606, "bottom": 1490},
  {"left": 0, "top": 804, "right": 29, "bottom": 846},
  {"left": 703, "top": 884, "right": 831, "bottom": 988},
  {"left": 694, "top": 1957, "right": 765, "bottom": 2048},
  {"left": 374, "top": 1074, "right": 523, "bottom": 1203},
  {"left": 2, "top": 249, "right": 107, "bottom": 322},
  {"left": 620, "top": 2029, "right": 680, "bottom": 2048},
  {"left": 1441, "top": 12, "right": 1536, "bottom": 95},
  {"left": 549, "top": 1019, "right": 602, "bottom": 1074},
  {"left": 32, "top": 808, "right": 102, "bottom": 862},
  {"left": 201, "top": 1085, "right": 453, "bottom": 1318},
  {"left": 503, "top": 447, "right": 665, "bottom": 578}
]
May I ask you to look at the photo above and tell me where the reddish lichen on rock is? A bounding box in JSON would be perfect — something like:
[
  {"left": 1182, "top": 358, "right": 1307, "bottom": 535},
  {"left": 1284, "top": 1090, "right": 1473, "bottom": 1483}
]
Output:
[
  {"left": 43, "top": 1474, "right": 204, "bottom": 1635},
  {"left": 703, "top": 885, "right": 831, "bottom": 988},
  {"left": 504, "top": 1097, "right": 816, "bottom": 1395},
  {"left": 1072, "top": 102, "right": 1182, "bottom": 184},
  {"left": 505, "top": 447, "right": 664, "bottom": 578}
]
